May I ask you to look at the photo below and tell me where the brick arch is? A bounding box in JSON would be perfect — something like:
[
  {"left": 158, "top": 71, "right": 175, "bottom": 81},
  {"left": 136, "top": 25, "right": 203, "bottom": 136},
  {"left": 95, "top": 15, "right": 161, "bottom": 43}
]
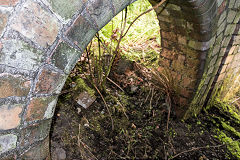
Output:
[{"left": 0, "top": 0, "right": 239, "bottom": 158}]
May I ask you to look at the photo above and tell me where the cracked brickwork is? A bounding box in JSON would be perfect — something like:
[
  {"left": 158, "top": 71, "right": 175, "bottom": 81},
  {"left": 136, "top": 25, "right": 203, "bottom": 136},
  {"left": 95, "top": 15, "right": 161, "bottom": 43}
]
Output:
[{"left": 0, "top": 0, "right": 239, "bottom": 159}]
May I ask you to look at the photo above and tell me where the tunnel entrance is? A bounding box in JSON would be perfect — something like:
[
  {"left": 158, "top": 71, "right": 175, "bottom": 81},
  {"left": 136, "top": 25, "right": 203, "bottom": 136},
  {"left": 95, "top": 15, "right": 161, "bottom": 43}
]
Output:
[{"left": 49, "top": 1, "right": 230, "bottom": 159}]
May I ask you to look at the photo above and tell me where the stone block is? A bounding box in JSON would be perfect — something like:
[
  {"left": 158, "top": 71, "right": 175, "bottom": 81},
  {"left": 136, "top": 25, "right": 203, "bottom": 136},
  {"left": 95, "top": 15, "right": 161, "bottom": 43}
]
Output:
[
  {"left": 66, "top": 15, "right": 96, "bottom": 50},
  {"left": 0, "top": 134, "right": 17, "bottom": 154},
  {"left": 76, "top": 91, "right": 96, "bottom": 109},
  {"left": 0, "top": 0, "right": 19, "bottom": 6},
  {"left": 10, "top": 0, "right": 60, "bottom": 48},
  {"left": 0, "top": 104, "right": 23, "bottom": 130},
  {"left": 0, "top": 74, "right": 30, "bottom": 98},
  {"left": 25, "top": 96, "right": 57, "bottom": 122},
  {"left": 52, "top": 42, "right": 81, "bottom": 74},
  {"left": 35, "top": 67, "right": 66, "bottom": 94},
  {"left": 0, "top": 39, "right": 44, "bottom": 71},
  {"left": 47, "top": 0, "right": 86, "bottom": 20}
]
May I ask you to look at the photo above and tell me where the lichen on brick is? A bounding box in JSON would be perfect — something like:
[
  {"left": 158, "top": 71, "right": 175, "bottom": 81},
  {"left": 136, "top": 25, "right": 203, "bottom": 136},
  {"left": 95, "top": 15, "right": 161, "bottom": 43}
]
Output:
[
  {"left": 0, "top": 134, "right": 17, "bottom": 154},
  {"left": 0, "top": 39, "right": 44, "bottom": 71}
]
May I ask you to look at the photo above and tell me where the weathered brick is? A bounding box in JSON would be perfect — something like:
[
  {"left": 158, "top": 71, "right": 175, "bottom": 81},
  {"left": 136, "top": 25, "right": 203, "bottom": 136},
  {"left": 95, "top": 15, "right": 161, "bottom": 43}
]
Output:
[
  {"left": 0, "top": 39, "right": 44, "bottom": 71},
  {"left": 0, "top": 74, "right": 30, "bottom": 98},
  {"left": 47, "top": 0, "right": 86, "bottom": 20},
  {"left": 66, "top": 15, "right": 96, "bottom": 50},
  {"left": 21, "top": 137, "right": 50, "bottom": 160},
  {"left": 0, "top": 10, "right": 10, "bottom": 35},
  {"left": 0, "top": 134, "right": 17, "bottom": 154},
  {"left": 25, "top": 96, "right": 57, "bottom": 121},
  {"left": 0, "top": 0, "right": 19, "bottom": 6},
  {"left": 161, "top": 31, "right": 177, "bottom": 42},
  {"left": 10, "top": 0, "right": 59, "bottom": 48},
  {"left": 52, "top": 42, "right": 81, "bottom": 74},
  {"left": 20, "top": 120, "right": 51, "bottom": 147},
  {"left": 0, "top": 104, "right": 23, "bottom": 130},
  {"left": 35, "top": 67, "right": 66, "bottom": 94},
  {"left": 161, "top": 49, "right": 176, "bottom": 59}
]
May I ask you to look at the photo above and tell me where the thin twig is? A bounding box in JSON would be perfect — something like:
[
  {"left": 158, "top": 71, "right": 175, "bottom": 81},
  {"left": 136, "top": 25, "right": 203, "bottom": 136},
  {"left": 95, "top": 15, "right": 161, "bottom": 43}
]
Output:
[{"left": 107, "top": 77, "right": 125, "bottom": 92}]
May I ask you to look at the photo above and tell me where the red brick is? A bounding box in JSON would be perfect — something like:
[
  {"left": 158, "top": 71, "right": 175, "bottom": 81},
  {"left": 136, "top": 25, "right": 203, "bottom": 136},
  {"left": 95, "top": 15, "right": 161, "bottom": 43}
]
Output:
[
  {"left": 35, "top": 67, "right": 65, "bottom": 94},
  {"left": 0, "top": 104, "right": 23, "bottom": 130},
  {"left": 0, "top": 0, "right": 19, "bottom": 6},
  {"left": 0, "top": 74, "right": 30, "bottom": 98},
  {"left": 10, "top": 0, "right": 59, "bottom": 48},
  {"left": 0, "top": 12, "right": 9, "bottom": 35},
  {"left": 25, "top": 97, "right": 55, "bottom": 121},
  {"left": 161, "top": 31, "right": 177, "bottom": 42}
]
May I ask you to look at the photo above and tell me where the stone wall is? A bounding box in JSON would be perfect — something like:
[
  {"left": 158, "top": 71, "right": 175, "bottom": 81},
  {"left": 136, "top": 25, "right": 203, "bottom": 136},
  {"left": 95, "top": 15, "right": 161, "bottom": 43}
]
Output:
[{"left": 0, "top": 0, "right": 239, "bottom": 159}]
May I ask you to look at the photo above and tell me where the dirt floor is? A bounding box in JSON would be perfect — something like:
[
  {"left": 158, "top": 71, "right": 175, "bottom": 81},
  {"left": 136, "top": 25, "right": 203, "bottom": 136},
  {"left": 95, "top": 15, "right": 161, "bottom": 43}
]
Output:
[{"left": 50, "top": 58, "right": 235, "bottom": 160}]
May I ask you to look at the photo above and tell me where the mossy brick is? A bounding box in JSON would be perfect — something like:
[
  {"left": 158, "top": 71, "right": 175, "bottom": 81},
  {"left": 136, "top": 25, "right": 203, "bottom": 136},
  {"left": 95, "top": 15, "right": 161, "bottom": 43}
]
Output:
[
  {"left": 218, "top": 10, "right": 227, "bottom": 26},
  {"left": 234, "top": 0, "right": 240, "bottom": 8},
  {"left": 229, "top": 0, "right": 236, "bottom": 8},
  {"left": 209, "top": 54, "right": 218, "bottom": 67},
  {"left": 47, "top": 0, "right": 86, "bottom": 20},
  {"left": 0, "top": 104, "right": 23, "bottom": 130},
  {"left": 67, "top": 15, "right": 96, "bottom": 50},
  {"left": 225, "top": 24, "right": 236, "bottom": 36},
  {"left": 234, "top": 12, "right": 240, "bottom": 23},
  {"left": 112, "top": 0, "right": 132, "bottom": 15},
  {"left": 0, "top": 0, "right": 19, "bottom": 6},
  {"left": 217, "top": 19, "right": 226, "bottom": 36},
  {"left": 188, "top": 40, "right": 211, "bottom": 51},
  {"left": 215, "top": 33, "right": 223, "bottom": 45},
  {"left": 0, "top": 74, "right": 30, "bottom": 98},
  {"left": 222, "top": 36, "right": 232, "bottom": 47},
  {"left": 84, "top": 0, "right": 114, "bottom": 29},
  {"left": 19, "top": 120, "right": 51, "bottom": 147},
  {"left": 35, "top": 67, "right": 66, "bottom": 94},
  {"left": 52, "top": 42, "right": 81, "bottom": 74},
  {"left": 0, "top": 39, "right": 44, "bottom": 71},
  {"left": 227, "top": 10, "right": 237, "bottom": 23},
  {"left": 0, "top": 134, "right": 17, "bottom": 154},
  {"left": 212, "top": 44, "right": 221, "bottom": 56},
  {"left": 10, "top": 0, "right": 60, "bottom": 48},
  {"left": 25, "top": 96, "right": 57, "bottom": 122}
]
